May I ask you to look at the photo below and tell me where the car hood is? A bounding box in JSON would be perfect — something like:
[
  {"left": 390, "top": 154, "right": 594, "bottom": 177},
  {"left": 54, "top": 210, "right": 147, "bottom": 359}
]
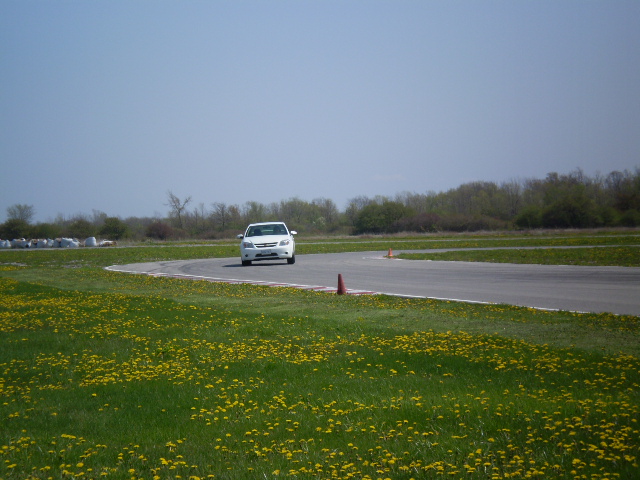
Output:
[{"left": 244, "top": 234, "right": 291, "bottom": 242}]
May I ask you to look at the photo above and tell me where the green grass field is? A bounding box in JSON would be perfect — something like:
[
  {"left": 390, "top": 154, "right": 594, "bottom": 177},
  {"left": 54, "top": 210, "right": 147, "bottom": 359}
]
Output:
[
  {"left": 1, "top": 232, "right": 638, "bottom": 479},
  {"left": 397, "top": 246, "right": 640, "bottom": 267}
]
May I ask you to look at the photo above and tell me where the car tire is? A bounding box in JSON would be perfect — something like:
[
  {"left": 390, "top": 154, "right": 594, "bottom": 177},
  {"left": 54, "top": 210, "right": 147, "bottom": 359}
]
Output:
[
  {"left": 287, "top": 255, "right": 295, "bottom": 265},
  {"left": 242, "top": 260, "right": 252, "bottom": 266}
]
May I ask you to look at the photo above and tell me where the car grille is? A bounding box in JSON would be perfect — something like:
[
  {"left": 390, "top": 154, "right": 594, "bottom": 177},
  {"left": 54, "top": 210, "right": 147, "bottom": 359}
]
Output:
[{"left": 255, "top": 242, "right": 278, "bottom": 248}]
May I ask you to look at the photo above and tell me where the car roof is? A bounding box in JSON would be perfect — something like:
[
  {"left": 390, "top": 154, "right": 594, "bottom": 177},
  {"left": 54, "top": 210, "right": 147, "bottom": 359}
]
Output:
[{"left": 247, "top": 222, "right": 286, "bottom": 226}]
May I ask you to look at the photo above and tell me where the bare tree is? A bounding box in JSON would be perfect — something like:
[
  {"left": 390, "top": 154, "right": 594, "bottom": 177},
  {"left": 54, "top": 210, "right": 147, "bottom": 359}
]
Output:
[
  {"left": 228, "top": 204, "right": 242, "bottom": 229},
  {"left": 91, "top": 209, "right": 108, "bottom": 226},
  {"left": 312, "top": 197, "right": 339, "bottom": 226},
  {"left": 211, "top": 202, "right": 230, "bottom": 231},
  {"left": 500, "top": 179, "right": 522, "bottom": 218},
  {"left": 165, "top": 191, "right": 192, "bottom": 229},
  {"left": 345, "top": 195, "right": 372, "bottom": 226},
  {"left": 242, "top": 201, "right": 267, "bottom": 225},
  {"left": 190, "top": 203, "right": 208, "bottom": 232},
  {"left": 6, "top": 204, "right": 35, "bottom": 223},
  {"left": 279, "top": 197, "right": 309, "bottom": 225}
]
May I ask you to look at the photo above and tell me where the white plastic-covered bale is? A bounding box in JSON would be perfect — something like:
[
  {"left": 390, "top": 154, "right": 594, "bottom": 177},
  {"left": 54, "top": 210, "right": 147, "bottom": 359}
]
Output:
[
  {"left": 12, "top": 239, "right": 30, "bottom": 248},
  {"left": 36, "top": 239, "right": 49, "bottom": 248},
  {"left": 0, "top": 239, "right": 10, "bottom": 248},
  {"left": 60, "top": 238, "right": 78, "bottom": 248},
  {"left": 85, "top": 237, "right": 97, "bottom": 247}
]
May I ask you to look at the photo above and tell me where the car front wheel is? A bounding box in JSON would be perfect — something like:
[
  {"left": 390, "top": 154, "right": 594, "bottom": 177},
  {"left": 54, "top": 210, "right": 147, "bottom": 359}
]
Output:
[
  {"left": 287, "top": 255, "right": 295, "bottom": 265},
  {"left": 242, "top": 260, "right": 252, "bottom": 266}
]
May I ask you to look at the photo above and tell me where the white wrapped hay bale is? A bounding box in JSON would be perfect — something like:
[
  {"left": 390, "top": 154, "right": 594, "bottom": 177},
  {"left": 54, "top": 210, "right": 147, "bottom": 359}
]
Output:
[
  {"left": 60, "top": 238, "right": 80, "bottom": 248},
  {"left": 11, "top": 239, "right": 30, "bottom": 248},
  {"left": 85, "top": 237, "right": 97, "bottom": 247}
]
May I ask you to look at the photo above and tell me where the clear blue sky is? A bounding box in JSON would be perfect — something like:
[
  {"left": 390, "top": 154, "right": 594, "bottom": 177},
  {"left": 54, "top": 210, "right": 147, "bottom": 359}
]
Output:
[{"left": 2, "top": 1, "right": 639, "bottom": 223}]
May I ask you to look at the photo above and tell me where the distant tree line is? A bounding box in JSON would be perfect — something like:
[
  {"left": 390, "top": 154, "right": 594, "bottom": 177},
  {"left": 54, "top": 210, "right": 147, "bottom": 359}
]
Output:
[
  {"left": 351, "top": 168, "right": 640, "bottom": 234},
  {"left": 1, "top": 168, "right": 639, "bottom": 241}
]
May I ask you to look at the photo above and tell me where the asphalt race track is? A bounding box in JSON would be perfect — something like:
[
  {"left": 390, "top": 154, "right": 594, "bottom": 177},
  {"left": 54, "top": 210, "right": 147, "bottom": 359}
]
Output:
[{"left": 108, "top": 251, "right": 640, "bottom": 316}]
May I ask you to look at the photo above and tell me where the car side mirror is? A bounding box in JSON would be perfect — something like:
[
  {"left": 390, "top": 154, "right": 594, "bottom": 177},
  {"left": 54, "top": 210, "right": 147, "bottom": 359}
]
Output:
[
  {"left": 290, "top": 231, "right": 297, "bottom": 235},
  {"left": 236, "top": 234, "right": 244, "bottom": 239}
]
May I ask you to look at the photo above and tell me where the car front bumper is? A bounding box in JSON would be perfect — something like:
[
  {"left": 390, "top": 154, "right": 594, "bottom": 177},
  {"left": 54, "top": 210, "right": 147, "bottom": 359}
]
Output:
[{"left": 240, "top": 246, "right": 294, "bottom": 261}]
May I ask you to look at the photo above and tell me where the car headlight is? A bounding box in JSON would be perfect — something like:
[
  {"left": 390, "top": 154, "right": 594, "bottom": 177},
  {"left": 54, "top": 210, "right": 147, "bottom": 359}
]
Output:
[
  {"left": 279, "top": 239, "right": 291, "bottom": 246},
  {"left": 242, "top": 241, "right": 254, "bottom": 248}
]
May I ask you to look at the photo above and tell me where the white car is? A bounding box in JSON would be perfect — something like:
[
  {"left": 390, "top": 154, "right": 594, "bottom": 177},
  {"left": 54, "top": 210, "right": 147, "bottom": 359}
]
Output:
[{"left": 237, "top": 222, "right": 297, "bottom": 266}]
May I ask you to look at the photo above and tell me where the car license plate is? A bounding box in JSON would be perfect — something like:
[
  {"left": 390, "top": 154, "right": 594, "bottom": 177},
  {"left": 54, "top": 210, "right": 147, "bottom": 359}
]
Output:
[{"left": 261, "top": 250, "right": 271, "bottom": 255}]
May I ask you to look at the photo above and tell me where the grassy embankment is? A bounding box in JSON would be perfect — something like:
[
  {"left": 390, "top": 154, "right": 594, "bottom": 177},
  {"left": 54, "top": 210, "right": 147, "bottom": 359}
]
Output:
[{"left": 0, "top": 231, "right": 638, "bottom": 479}]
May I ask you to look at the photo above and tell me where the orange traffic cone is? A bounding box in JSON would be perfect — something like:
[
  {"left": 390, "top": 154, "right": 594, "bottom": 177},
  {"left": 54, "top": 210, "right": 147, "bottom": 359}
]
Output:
[
  {"left": 387, "top": 248, "right": 394, "bottom": 258},
  {"left": 337, "top": 274, "right": 346, "bottom": 295}
]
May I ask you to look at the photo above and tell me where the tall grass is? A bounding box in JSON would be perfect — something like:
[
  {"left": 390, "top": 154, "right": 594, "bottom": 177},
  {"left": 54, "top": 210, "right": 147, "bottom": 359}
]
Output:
[{"left": 0, "top": 237, "right": 638, "bottom": 479}]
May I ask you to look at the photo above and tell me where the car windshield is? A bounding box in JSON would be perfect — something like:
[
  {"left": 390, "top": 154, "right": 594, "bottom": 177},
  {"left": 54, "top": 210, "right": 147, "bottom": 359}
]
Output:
[{"left": 246, "top": 224, "right": 288, "bottom": 237}]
